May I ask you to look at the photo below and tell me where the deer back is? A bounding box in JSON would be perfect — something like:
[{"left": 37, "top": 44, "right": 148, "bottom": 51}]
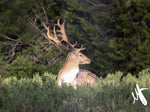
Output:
[{"left": 76, "top": 69, "right": 97, "bottom": 87}]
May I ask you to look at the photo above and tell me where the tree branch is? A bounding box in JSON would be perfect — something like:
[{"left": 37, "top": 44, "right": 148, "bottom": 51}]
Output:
[
  {"left": 41, "top": 0, "right": 49, "bottom": 25},
  {"left": 0, "top": 33, "right": 32, "bottom": 62},
  {"left": 87, "top": 0, "right": 115, "bottom": 7},
  {"left": 0, "top": 33, "right": 18, "bottom": 42}
]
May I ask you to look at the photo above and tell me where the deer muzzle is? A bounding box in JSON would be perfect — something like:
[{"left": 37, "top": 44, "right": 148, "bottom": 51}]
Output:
[{"left": 80, "top": 58, "right": 91, "bottom": 64}]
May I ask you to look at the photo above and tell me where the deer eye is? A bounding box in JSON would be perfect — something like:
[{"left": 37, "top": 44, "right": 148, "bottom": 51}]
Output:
[{"left": 79, "top": 53, "right": 82, "bottom": 57}]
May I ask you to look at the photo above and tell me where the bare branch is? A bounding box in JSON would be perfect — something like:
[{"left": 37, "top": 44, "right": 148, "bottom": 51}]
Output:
[
  {"left": 101, "top": 29, "right": 115, "bottom": 36},
  {"left": 4, "top": 41, "right": 18, "bottom": 62},
  {"left": 0, "top": 33, "right": 18, "bottom": 42},
  {"left": 0, "top": 32, "right": 33, "bottom": 62},
  {"left": 41, "top": 0, "right": 49, "bottom": 25},
  {"left": 46, "top": 3, "right": 56, "bottom": 10},
  {"left": 87, "top": 0, "right": 115, "bottom": 7}
]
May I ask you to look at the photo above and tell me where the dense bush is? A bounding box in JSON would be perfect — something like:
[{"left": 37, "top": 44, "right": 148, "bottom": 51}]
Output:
[
  {"left": 111, "top": 0, "right": 150, "bottom": 76},
  {"left": 0, "top": 69, "right": 150, "bottom": 112}
]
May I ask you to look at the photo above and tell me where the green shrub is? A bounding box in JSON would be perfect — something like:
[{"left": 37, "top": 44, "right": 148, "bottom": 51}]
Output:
[
  {"left": 0, "top": 70, "right": 150, "bottom": 112},
  {"left": 2, "top": 55, "right": 47, "bottom": 78}
]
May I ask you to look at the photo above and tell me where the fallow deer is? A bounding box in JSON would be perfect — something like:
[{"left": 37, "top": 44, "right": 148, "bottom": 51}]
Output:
[{"left": 42, "top": 20, "right": 97, "bottom": 88}]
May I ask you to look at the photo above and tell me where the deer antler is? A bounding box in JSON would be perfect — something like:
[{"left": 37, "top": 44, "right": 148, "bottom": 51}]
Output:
[
  {"left": 55, "top": 20, "right": 78, "bottom": 50},
  {"left": 74, "top": 45, "right": 85, "bottom": 52},
  {"left": 56, "top": 19, "right": 69, "bottom": 43},
  {"left": 47, "top": 26, "right": 62, "bottom": 47},
  {"left": 44, "top": 19, "right": 85, "bottom": 52}
]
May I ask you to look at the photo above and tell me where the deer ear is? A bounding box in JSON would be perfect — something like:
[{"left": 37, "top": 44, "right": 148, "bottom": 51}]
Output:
[{"left": 72, "top": 51, "right": 77, "bottom": 55}]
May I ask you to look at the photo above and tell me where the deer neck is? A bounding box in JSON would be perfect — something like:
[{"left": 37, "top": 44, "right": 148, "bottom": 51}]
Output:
[
  {"left": 60, "top": 60, "right": 79, "bottom": 84},
  {"left": 62, "top": 60, "right": 79, "bottom": 75}
]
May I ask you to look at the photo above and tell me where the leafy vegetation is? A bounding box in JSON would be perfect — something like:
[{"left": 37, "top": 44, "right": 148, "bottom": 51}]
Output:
[
  {"left": 0, "top": 69, "right": 150, "bottom": 112},
  {"left": 111, "top": 0, "right": 150, "bottom": 77}
]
